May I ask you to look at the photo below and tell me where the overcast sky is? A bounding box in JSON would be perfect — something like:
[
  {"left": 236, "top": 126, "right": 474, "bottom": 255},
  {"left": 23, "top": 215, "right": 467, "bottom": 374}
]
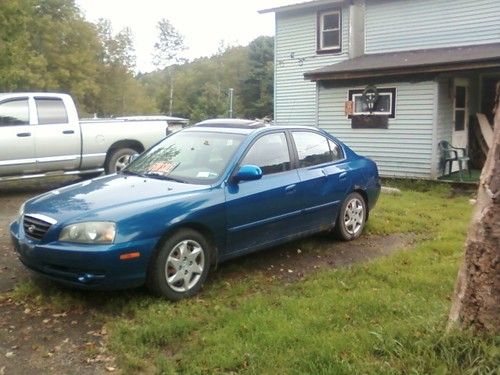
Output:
[{"left": 76, "top": 0, "right": 295, "bottom": 73}]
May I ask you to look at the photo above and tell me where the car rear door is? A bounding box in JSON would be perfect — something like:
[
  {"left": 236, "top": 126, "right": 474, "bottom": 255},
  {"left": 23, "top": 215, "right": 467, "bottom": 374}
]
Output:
[
  {"left": 0, "top": 97, "right": 37, "bottom": 177},
  {"left": 225, "top": 131, "right": 303, "bottom": 255},
  {"left": 33, "top": 96, "right": 80, "bottom": 172},
  {"left": 291, "top": 130, "right": 351, "bottom": 230}
]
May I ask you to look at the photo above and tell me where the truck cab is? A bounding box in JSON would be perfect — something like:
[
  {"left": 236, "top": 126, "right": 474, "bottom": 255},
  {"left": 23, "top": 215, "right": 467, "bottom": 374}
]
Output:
[{"left": 0, "top": 93, "right": 80, "bottom": 176}]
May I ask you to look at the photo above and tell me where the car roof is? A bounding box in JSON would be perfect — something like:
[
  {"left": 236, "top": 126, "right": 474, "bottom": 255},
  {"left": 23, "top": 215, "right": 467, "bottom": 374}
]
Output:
[
  {"left": 195, "top": 118, "right": 268, "bottom": 129},
  {"left": 190, "top": 119, "right": 323, "bottom": 135}
]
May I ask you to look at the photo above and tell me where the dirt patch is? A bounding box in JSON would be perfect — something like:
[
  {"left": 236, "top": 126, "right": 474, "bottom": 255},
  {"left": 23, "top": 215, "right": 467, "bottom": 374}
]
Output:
[
  {"left": 0, "top": 177, "right": 110, "bottom": 375},
  {"left": 217, "top": 232, "right": 415, "bottom": 283},
  {"left": 0, "top": 177, "right": 414, "bottom": 374}
]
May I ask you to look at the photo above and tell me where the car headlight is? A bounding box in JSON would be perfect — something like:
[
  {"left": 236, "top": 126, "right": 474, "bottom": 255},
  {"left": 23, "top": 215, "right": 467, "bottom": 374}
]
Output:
[{"left": 59, "top": 222, "right": 116, "bottom": 244}]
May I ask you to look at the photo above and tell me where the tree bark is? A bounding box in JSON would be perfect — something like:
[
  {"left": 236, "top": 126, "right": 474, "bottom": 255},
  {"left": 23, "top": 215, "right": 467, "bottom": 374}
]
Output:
[{"left": 447, "top": 82, "right": 500, "bottom": 333}]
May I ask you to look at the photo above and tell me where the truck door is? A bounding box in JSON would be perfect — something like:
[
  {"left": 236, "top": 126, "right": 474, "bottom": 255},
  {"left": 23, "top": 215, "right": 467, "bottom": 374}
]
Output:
[
  {"left": 0, "top": 97, "right": 37, "bottom": 177},
  {"left": 33, "top": 96, "right": 80, "bottom": 172}
]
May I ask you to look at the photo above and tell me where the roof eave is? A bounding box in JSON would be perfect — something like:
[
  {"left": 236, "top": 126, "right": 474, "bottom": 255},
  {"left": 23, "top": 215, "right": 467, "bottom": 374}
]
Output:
[
  {"left": 304, "top": 59, "right": 500, "bottom": 82},
  {"left": 259, "top": 0, "right": 345, "bottom": 14}
]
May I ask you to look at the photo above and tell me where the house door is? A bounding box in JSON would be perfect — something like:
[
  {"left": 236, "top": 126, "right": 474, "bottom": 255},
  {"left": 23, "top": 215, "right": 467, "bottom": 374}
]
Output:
[{"left": 451, "top": 79, "right": 469, "bottom": 151}]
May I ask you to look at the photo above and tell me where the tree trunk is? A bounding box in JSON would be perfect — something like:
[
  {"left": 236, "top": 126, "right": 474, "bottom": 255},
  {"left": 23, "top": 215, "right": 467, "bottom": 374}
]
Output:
[{"left": 447, "top": 82, "right": 500, "bottom": 333}]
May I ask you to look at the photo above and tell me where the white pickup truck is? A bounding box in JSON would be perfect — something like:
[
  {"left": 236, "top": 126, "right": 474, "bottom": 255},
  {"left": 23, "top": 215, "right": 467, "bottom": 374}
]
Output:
[{"left": 0, "top": 93, "right": 177, "bottom": 181}]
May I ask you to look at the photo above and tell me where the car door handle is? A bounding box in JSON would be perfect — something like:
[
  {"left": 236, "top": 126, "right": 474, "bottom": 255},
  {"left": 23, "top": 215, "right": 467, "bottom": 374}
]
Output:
[
  {"left": 16, "top": 132, "right": 31, "bottom": 137},
  {"left": 62, "top": 130, "right": 75, "bottom": 134},
  {"left": 285, "top": 184, "right": 296, "bottom": 194},
  {"left": 339, "top": 172, "right": 347, "bottom": 180}
]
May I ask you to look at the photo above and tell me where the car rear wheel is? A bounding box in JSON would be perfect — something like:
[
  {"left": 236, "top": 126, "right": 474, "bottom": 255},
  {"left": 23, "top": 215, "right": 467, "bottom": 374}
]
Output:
[
  {"left": 147, "top": 229, "right": 211, "bottom": 301},
  {"left": 334, "top": 192, "right": 366, "bottom": 241},
  {"left": 105, "top": 147, "right": 137, "bottom": 174}
]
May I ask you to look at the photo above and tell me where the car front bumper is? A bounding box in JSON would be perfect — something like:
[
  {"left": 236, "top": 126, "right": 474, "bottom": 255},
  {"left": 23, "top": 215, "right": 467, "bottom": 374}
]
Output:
[{"left": 10, "top": 220, "right": 158, "bottom": 290}]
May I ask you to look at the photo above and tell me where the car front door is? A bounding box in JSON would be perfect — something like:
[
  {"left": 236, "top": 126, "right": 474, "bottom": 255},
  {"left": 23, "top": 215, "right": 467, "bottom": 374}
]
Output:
[
  {"left": 225, "top": 131, "right": 302, "bottom": 256},
  {"left": 33, "top": 96, "right": 80, "bottom": 172},
  {"left": 0, "top": 97, "right": 37, "bottom": 177},
  {"left": 291, "top": 131, "right": 351, "bottom": 230}
]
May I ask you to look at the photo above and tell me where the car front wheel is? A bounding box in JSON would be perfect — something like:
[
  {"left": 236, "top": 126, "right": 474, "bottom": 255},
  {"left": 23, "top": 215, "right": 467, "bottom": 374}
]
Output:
[
  {"left": 147, "top": 229, "right": 211, "bottom": 301},
  {"left": 334, "top": 192, "right": 366, "bottom": 241}
]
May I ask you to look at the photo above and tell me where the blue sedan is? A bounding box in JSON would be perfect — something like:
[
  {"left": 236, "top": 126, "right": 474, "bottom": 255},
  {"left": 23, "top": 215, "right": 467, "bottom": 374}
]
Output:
[{"left": 10, "top": 119, "right": 380, "bottom": 300}]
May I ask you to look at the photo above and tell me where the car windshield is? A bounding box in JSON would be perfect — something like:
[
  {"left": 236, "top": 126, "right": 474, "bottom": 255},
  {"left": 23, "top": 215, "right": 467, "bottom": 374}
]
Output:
[{"left": 125, "top": 130, "right": 245, "bottom": 184}]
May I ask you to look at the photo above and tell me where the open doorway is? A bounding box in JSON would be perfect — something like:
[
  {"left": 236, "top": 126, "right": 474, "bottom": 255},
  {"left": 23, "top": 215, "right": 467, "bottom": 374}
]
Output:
[{"left": 481, "top": 76, "right": 500, "bottom": 124}]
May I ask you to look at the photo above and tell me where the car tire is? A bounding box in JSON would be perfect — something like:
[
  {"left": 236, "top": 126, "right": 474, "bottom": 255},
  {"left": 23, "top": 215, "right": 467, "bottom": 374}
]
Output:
[
  {"left": 105, "top": 147, "right": 137, "bottom": 174},
  {"left": 147, "top": 229, "right": 212, "bottom": 301},
  {"left": 334, "top": 192, "right": 367, "bottom": 241}
]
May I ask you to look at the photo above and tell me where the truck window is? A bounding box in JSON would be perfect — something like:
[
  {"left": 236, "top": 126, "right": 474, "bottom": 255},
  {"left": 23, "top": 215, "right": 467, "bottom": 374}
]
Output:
[
  {"left": 0, "top": 99, "right": 30, "bottom": 126},
  {"left": 35, "top": 98, "right": 68, "bottom": 125}
]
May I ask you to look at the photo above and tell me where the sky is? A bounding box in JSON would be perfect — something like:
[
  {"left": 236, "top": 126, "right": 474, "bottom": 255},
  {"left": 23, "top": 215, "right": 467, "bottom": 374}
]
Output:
[{"left": 76, "top": 0, "right": 296, "bottom": 73}]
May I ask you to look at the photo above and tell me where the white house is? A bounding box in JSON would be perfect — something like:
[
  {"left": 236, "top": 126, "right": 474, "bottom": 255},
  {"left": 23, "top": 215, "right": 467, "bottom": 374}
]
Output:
[{"left": 260, "top": 0, "right": 500, "bottom": 179}]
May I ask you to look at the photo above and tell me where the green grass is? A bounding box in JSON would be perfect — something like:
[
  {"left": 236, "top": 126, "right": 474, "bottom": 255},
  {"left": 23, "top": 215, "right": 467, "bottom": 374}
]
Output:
[{"left": 10, "top": 183, "right": 499, "bottom": 374}]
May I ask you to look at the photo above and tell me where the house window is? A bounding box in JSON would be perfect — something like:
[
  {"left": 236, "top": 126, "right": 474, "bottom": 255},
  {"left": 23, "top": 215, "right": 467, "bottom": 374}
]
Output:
[
  {"left": 317, "top": 9, "right": 341, "bottom": 53},
  {"left": 348, "top": 88, "right": 396, "bottom": 118}
]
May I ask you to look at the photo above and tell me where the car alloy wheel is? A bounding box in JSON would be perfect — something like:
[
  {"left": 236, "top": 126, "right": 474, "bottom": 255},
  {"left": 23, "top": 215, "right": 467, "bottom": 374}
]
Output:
[
  {"left": 334, "top": 192, "right": 366, "bottom": 241},
  {"left": 147, "top": 229, "right": 211, "bottom": 301},
  {"left": 343, "top": 197, "right": 364, "bottom": 236},
  {"left": 165, "top": 239, "right": 205, "bottom": 292}
]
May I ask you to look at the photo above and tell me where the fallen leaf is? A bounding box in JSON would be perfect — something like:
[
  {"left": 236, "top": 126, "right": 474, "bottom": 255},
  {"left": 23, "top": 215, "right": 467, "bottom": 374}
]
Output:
[
  {"left": 105, "top": 366, "right": 116, "bottom": 372},
  {"left": 5, "top": 352, "right": 14, "bottom": 358}
]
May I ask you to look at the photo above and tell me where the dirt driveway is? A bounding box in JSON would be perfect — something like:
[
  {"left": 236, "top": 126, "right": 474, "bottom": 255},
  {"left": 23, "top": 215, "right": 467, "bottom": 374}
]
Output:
[{"left": 0, "top": 177, "right": 412, "bottom": 374}]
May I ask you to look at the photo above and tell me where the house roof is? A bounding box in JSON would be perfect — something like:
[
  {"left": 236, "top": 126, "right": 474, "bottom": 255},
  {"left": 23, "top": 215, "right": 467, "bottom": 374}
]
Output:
[
  {"left": 258, "top": 0, "right": 344, "bottom": 14},
  {"left": 304, "top": 43, "right": 500, "bottom": 81}
]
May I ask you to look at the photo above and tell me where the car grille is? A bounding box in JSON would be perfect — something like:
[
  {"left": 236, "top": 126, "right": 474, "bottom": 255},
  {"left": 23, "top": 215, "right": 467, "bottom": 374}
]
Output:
[{"left": 23, "top": 215, "right": 52, "bottom": 240}]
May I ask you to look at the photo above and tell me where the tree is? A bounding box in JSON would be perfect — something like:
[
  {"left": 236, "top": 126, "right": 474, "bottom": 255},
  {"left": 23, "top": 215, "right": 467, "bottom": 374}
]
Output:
[
  {"left": 448, "top": 82, "right": 500, "bottom": 333},
  {"left": 152, "top": 19, "right": 186, "bottom": 116},
  {"left": 241, "top": 36, "right": 274, "bottom": 119}
]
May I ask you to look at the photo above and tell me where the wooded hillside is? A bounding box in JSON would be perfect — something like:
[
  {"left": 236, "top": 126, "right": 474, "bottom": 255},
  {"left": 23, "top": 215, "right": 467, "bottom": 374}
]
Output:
[{"left": 0, "top": 0, "right": 273, "bottom": 121}]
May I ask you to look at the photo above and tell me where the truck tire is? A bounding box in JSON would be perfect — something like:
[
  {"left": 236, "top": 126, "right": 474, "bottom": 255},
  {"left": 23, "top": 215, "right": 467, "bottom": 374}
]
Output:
[{"left": 105, "top": 147, "right": 137, "bottom": 174}]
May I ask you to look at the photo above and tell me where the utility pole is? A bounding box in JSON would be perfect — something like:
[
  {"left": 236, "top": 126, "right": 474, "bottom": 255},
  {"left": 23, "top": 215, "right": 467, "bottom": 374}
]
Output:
[
  {"left": 169, "top": 69, "right": 174, "bottom": 116},
  {"left": 228, "top": 88, "right": 234, "bottom": 118}
]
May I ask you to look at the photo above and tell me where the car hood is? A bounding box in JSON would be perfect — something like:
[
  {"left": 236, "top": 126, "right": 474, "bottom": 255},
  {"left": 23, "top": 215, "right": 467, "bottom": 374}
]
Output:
[{"left": 24, "top": 174, "right": 209, "bottom": 223}]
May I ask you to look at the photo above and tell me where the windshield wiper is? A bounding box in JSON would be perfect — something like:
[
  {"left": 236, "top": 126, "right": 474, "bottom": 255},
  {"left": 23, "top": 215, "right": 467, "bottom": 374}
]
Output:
[
  {"left": 143, "top": 172, "right": 187, "bottom": 183},
  {"left": 121, "top": 170, "right": 143, "bottom": 177}
]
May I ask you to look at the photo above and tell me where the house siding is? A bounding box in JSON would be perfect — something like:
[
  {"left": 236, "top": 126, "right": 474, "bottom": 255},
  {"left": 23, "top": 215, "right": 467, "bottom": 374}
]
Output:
[
  {"left": 365, "top": 0, "right": 500, "bottom": 54},
  {"left": 318, "top": 80, "right": 437, "bottom": 178},
  {"left": 275, "top": 5, "right": 350, "bottom": 126}
]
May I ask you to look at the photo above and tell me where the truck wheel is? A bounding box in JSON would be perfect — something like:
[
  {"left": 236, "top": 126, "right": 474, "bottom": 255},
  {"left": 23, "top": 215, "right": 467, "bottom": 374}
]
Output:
[{"left": 105, "top": 148, "right": 137, "bottom": 174}]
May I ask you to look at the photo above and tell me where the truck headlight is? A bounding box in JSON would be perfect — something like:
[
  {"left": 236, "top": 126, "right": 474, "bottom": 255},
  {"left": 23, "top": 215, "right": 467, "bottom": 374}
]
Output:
[{"left": 59, "top": 222, "right": 116, "bottom": 244}]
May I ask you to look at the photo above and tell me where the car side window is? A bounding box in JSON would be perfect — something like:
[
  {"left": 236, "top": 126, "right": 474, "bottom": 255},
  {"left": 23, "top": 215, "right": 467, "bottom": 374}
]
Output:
[
  {"left": 329, "top": 139, "right": 344, "bottom": 161},
  {"left": 35, "top": 98, "right": 68, "bottom": 125},
  {"left": 0, "top": 99, "right": 30, "bottom": 126},
  {"left": 292, "top": 131, "right": 334, "bottom": 167},
  {"left": 241, "top": 132, "right": 291, "bottom": 175}
]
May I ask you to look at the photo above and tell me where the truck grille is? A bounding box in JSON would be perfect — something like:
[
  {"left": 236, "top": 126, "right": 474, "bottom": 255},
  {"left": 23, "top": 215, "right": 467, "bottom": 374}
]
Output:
[{"left": 23, "top": 215, "right": 52, "bottom": 240}]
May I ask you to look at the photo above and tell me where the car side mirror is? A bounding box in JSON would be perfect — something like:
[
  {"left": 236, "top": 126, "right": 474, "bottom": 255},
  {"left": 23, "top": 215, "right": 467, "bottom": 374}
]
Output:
[{"left": 233, "top": 165, "right": 262, "bottom": 183}]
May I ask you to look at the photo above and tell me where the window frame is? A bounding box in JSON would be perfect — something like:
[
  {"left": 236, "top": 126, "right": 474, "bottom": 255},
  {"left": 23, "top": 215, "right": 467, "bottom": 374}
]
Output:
[
  {"left": 291, "top": 130, "right": 345, "bottom": 168},
  {"left": 34, "top": 97, "right": 69, "bottom": 125},
  {"left": 236, "top": 131, "right": 294, "bottom": 177},
  {"left": 317, "top": 9, "right": 342, "bottom": 54},
  {"left": 347, "top": 88, "right": 397, "bottom": 119}
]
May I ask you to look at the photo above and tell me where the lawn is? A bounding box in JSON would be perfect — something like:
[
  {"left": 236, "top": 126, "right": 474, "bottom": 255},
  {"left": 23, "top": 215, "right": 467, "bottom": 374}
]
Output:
[{"left": 10, "top": 182, "right": 499, "bottom": 374}]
